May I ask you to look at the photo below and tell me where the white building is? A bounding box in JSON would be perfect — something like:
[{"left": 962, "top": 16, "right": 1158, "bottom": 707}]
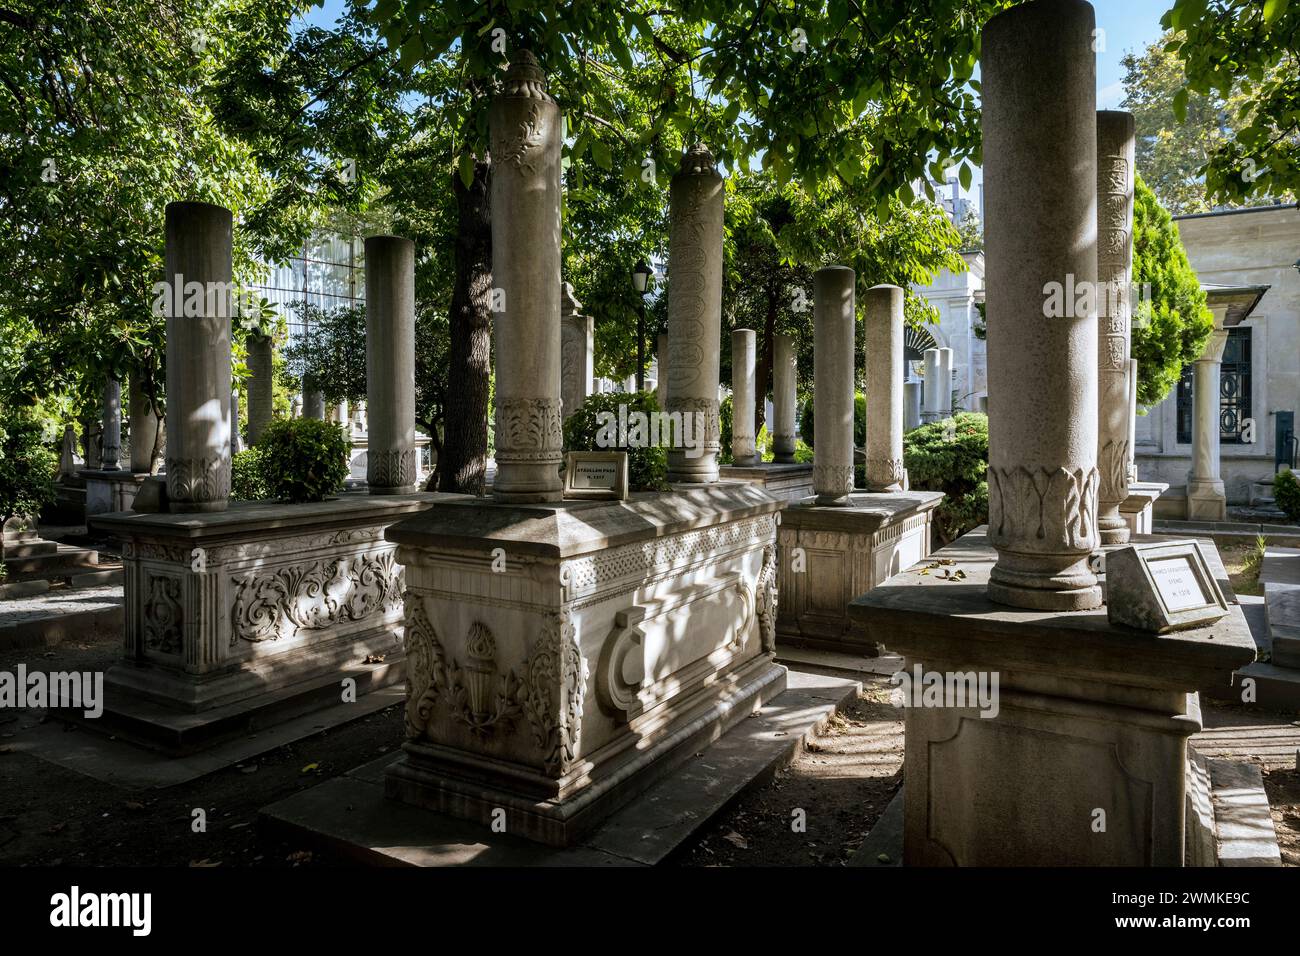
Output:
[{"left": 908, "top": 249, "right": 987, "bottom": 413}]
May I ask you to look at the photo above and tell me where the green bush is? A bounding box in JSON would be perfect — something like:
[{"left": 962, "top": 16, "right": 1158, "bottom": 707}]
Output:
[
  {"left": 799, "top": 391, "right": 867, "bottom": 449},
  {"left": 1274, "top": 468, "right": 1300, "bottom": 522},
  {"left": 563, "top": 391, "right": 670, "bottom": 492},
  {"left": 258, "top": 418, "right": 349, "bottom": 503},
  {"left": 904, "top": 412, "right": 989, "bottom": 544},
  {"left": 230, "top": 446, "right": 273, "bottom": 502},
  {"left": 0, "top": 410, "right": 57, "bottom": 521}
]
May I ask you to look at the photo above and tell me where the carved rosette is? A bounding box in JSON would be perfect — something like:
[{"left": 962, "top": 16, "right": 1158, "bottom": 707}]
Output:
[
  {"left": 494, "top": 397, "right": 564, "bottom": 465},
  {"left": 813, "top": 463, "right": 855, "bottom": 500},
  {"left": 865, "top": 457, "right": 905, "bottom": 489},
  {"left": 368, "top": 448, "right": 416, "bottom": 489},
  {"left": 166, "top": 453, "right": 231, "bottom": 504},
  {"left": 143, "top": 575, "right": 182, "bottom": 655},
  {"left": 523, "top": 608, "right": 587, "bottom": 777},
  {"left": 987, "top": 464, "right": 1099, "bottom": 553}
]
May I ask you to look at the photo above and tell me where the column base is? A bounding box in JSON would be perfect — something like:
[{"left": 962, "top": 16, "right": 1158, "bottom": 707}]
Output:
[
  {"left": 987, "top": 550, "right": 1103, "bottom": 612},
  {"left": 1186, "top": 479, "right": 1227, "bottom": 522}
]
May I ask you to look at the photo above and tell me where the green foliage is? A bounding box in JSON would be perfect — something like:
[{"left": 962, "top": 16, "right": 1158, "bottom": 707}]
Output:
[
  {"left": 1274, "top": 468, "right": 1300, "bottom": 522},
  {"left": 1130, "top": 176, "right": 1214, "bottom": 408},
  {"left": 257, "top": 418, "right": 350, "bottom": 504},
  {"left": 0, "top": 410, "right": 58, "bottom": 521},
  {"left": 562, "top": 391, "right": 669, "bottom": 492},
  {"left": 282, "top": 302, "right": 369, "bottom": 408},
  {"left": 799, "top": 392, "right": 867, "bottom": 449},
  {"left": 230, "top": 446, "right": 273, "bottom": 502},
  {"left": 904, "top": 412, "right": 989, "bottom": 544}
]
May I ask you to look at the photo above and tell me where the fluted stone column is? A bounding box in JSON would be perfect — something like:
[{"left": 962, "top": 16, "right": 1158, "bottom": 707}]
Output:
[
  {"left": 813, "top": 266, "right": 856, "bottom": 506},
  {"left": 128, "top": 372, "right": 162, "bottom": 474},
  {"left": 365, "top": 235, "right": 418, "bottom": 494},
  {"left": 1127, "top": 357, "right": 1139, "bottom": 483},
  {"left": 921, "top": 349, "right": 942, "bottom": 423},
  {"left": 864, "top": 284, "right": 905, "bottom": 492},
  {"left": 1188, "top": 324, "right": 1229, "bottom": 521},
  {"left": 983, "top": 0, "right": 1101, "bottom": 610},
  {"left": 100, "top": 378, "right": 122, "bottom": 470},
  {"left": 230, "top": 390, "right": 242, "bottom": 455},
  {"left": 490, "top": 52, "right": 564, "bottom": 502},
  {"left": 246, "top": 333, "right": 274, "bottom": 445},
  {"left": 937, "top": 347, "right": 954, "bottom": 418},
  {"left": 772, "top": 332, "right": 798, "bottom": 463},
  {"left": 164, "top": 201, "right": 232, "bottom": 513},
  {"left": 904, "top": 382, "right": 923, "bottom": 432},
  {"left": 560, "top": 282, "right": 594, "bottom": 419},
  {"left": 731, "top": 329, "right": 758, "bottom": 465},
  {"left": 1097, "top": 110, "right": 1136, "bottom": 545},
  {"left": 666, "top": 144, "right": 724, "bottom": 483},
  {"left": 656, "top": 333, "right": 669, "bottom": 407}
]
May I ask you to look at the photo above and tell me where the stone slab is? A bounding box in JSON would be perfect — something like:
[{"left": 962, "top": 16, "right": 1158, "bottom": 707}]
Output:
[
  {"left": 847, "top": 785, "right": 903, "bottom": 866},
  {"left": 0, "top": 584, "right": 123, "bottom": 650},
  {"left": 1208, "top": 757, "right": 1283, "bottom": 866},
  {"left": 775, "top": 646, "right": 905, "bottom": 679},
  {"left": 261, "top": 669, "right": 859, "bottom": 865}
]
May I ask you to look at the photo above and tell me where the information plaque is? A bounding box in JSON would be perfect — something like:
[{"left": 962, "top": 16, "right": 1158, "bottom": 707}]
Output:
[
  {"left": 1105, "top": 540, "right": 1229, "bottom": 634},
  {"left": 562, "top": 451, "right": 628, "bottom": 501}
]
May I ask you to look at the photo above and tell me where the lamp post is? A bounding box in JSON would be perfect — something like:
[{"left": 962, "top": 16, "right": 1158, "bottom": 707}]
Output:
[{"left": 632, "top": 259, "right": 652, "bottom": 392}]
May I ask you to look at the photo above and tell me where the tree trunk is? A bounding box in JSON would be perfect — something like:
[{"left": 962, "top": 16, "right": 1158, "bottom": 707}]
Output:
[{"left": 435, "top": 158, "right": 492, "bottom": 494}]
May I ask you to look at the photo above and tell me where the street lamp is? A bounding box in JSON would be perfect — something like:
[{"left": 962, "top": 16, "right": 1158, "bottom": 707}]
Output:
[{"left": 632, "top": 259, "right": 653, "bottom": 391}]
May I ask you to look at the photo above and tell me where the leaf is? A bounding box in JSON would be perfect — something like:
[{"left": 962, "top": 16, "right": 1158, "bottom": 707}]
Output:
[
  {"left": 591, "top": 139, "right": 612, "bottom": 170},
  {"left": 458, "top": 152, "right": 475, "bottom": 190},
  {"left": 1172, "top": 87, "right": 1188, "bottom": 124},
  {"left": 1264, "top": 0, "right": 1289, "bottom": 23},
  {"left": 301, "top": 762, "right": 319, "bottom": 774},
  {"left": 958, "top": 161, "right": 972, "bottom": 191}
]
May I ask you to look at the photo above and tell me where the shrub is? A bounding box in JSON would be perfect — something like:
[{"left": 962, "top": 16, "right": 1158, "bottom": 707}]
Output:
[
  {"left": 904, "top": 412, "right": 989, "bottom": 544},
  {"left": 230, "top": 446, "right": 273, "bottom": 502},
  {"left": 258, "top": 418, "right": 349, "bottom": 503},
  {"left": 563, "top": 391, "right": 670, "bottom": 492},
  {"left": 1274, "top": 468, "right": 1300, "bottom": 522},
  {"left": 0, "top": 410, "right": 57, "bottom": 521},
  {"left": 799, "top": 391, "right": 867, "bottom": 449}
]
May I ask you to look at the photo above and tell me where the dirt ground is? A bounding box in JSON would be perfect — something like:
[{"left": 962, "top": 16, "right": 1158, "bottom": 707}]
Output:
[{"left": 1262, "top": 768, "right": 1300, "bottom": 867}]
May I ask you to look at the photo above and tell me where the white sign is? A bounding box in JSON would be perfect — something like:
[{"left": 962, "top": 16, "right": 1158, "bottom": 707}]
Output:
[{"left": 1149, "top": 556, "right": 1206, "bottom": 612}]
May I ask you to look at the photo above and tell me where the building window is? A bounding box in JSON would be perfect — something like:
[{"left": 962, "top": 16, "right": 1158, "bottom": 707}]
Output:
[{"left": 1175, "top": 327, "right": 1252, "bottom": 445}]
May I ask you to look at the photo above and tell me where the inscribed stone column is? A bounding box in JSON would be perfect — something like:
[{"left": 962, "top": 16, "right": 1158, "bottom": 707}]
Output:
[
  {"left": 656, "top": 333, "right": 669, "bottom": 407},
  {"left": 246, "top": 333, "right": 274, "bottom": 445},
  {"left": 936, "top": 347, "right": 954, "bottom": 418},
  {"left": 165, "top": 201, "right": 232, "bottom": 513},
  {"left": 812, "top": 266, "right": 856, "bottom": 506},
  {"left": 100, "top": 378, "right": 122, "bottom": 470},
  {"left": 128, "top": 372, "right": 162, "bottom": 474},
  {"left": 772, "top": 332, "right": 797, "bottom": 463},
  {"left": 560, "top": 282, "right": 593, "bottom": 419},
  {"left": 864, "top": 284, "right": 905, "bottom": 492},
  {"left": 666, "top": 144, "right": 724, "bottom": 483},
  {"left": 1127, "top": 357, "right": 1139, "bottom": 483},
  {"left": 904, "top": 382, "right": 923, "bottom": 432},
  {"left": 490, "top": 52, "right": 564, "bottom": 502},
  {"left": 983, "top": 0, "right": 1101, "bottom": 610},
  {"left": 1188, "top": 326, "right": 1229, "bottom": 520},
  {"left": 365, "top": 235, "right": 418, "bottom": 494},
  {"left": 1096, "top": 110, "right": 1136, "bottom": 545},
  {"left": 921, "top": 348, "right": 941, "bottom": 423},
  {"left": 732, "top": 329, "right": 758, "bottom": 465}
]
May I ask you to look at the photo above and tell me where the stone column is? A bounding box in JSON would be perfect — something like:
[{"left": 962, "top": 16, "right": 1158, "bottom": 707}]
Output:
[
  {"left": 490, "top": 52, "right": 564, "bottom": 502},
  {"left": 772, "top": 332, "right": 798, "bottom": 463},
  {"left": 303, "top": 386, "right": 325, "bottom": 420},
  {"left": 936, "top": 347, "right": 954, "bottom": 418},
  {"left": 230, "top": 390, "right": 242, "bottom": 455},
  {"left": 246, "top": 333, "right": 274, "bottom": 445},
  {"left": 560, "top": 282, "right": 594, "bottom": 420},
  {"left": 100, "top": 377, "right": 122, "bottom": 470},
  {"left": 921, "top": 348, "right": 942, "bottom": 423},
  {"left": 128, "top": 372, "right": 162, "bottom": 474},
  {"left": 164, "top": 201, "right": 232, "bottom": 513},
  {"left": 813, "top": 266, "right": 856, "bottom": 506},
  {"left": 665, "top": 144, "right": 724, "bottom": 483},
  {"left": 983, "top": 0, "right": 1101, "bottom": 610},
  {"left": 904, "top": 382, "right": 923, "bottom": 432},
  {"left": 1127, "top": 357, "right": 1139, "bottom": 483},
  {"left": 1188, "top": 324, "right": 1229, "bottom": 521},
  {"left": 1096, "top": 110, "right": 1136, "bottom": 545},
  {"left": 731, "top": 329, "right": 758, "bottom": 465},
  {"left": 365, "top": 235, "right": 418, "bottom": 494},
  {"left": 864, "top": 285, "right": 905, "bottom": 492},
  {"left": 58, "top": 425, "right": 78, "bottom": 479},
  {"left": 656, "top": 333, "right": 670, "bottom": 407}
]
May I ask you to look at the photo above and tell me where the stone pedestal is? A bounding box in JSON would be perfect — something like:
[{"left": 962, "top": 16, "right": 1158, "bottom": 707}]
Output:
[
  {"left": 813, "top": 266, "right": 856, "bottom": 506},
  {"left": 1096, "top": 110, "right": 1135, "bottom": 545},
  {"left": 101, "top": 378, "right": 122, "bottom": 471},
  {"left": 864, "top": 285, "right": 905, "bottom": 492},
  {"left": 772, "top": 333, "right": 798, "bottom": 463},
  {"left": 717, "top": 462, "right": 814, "bottom": 502},
  {"left": 1120, "top": 480, "right": 1169, "bottom": 536},
  {"left": 490, "top": 53, "right": 564, "bottom": 502},
  {"left": 921, "top": 349, "right": 942, "bottom": 424},
  {"left": 731, "top": 329, "right": 758, "bottom": 465},
  {"left": 81, "top": 469, "right": 151, "bottom": 516},
  {"left": 383, "top": 483, "right": 785, "bottom": 845},
  {"left": 904, "top": 382, "right": 923, "bottom": 433},
  {"left": 982, "top": 0, "right": 1101, "bottom": 611},
  {"left": 365, "top": 235, "right": 418, "bottom": 494},
  {"left": 246, "top": 334, "right": 274, "bottom": 445},
  {"left": 87, "top": 493, "right": 448, "bottom": 752},
  {"left": 164, "top": 201, "right": 233, "bottom": 513},
  {"left": 849, "top": 528, "right": 1255, "bottom": 865},
  {"left": 665, "top": 145, "right": 724, "bottom": 483},
  {"left": 128, "top": 372, "right": 163, "bottom": 474},
  {"left": 778, "top": 492, "right": 942, "bottom": 655},
  {"left": 560, "top": 282, "right": 594, "bottom": 419},
  {"left": 1187, "top": 329, "right": 1229, "bottom": 521}
]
